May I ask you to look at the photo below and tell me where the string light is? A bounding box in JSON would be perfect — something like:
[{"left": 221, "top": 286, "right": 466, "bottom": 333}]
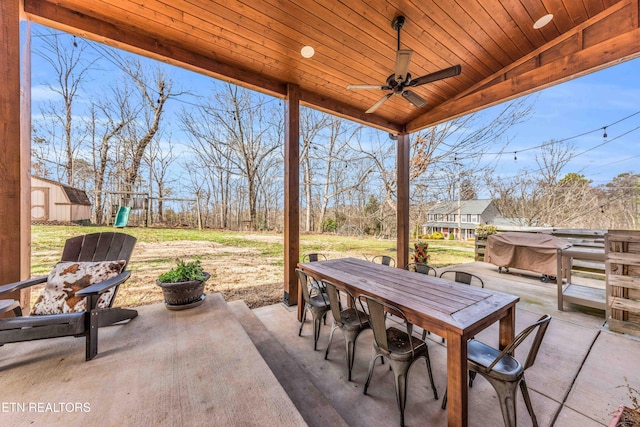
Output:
[
  {"left": 73, "top": 36, "right": 78, "bottom": 48},
  {"left": 514, "top": 152, "right": 517, "bottom": 161},
  {"left": 603, "top": 126, "right": 608, "bottom": 138}
]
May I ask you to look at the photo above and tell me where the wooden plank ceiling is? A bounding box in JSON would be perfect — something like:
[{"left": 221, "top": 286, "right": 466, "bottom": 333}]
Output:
[{"left": 22, "top": 0, "right": 640, "bottom": 134}]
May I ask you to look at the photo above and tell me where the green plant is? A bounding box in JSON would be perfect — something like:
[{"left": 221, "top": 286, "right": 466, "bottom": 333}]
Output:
[
  {"left": 475, "top": 223, "right": 497, "bottom": 238},
  {"left": 158, "top": 259, "right": 207, "bottom": 283},
  {"left": 322, "top": 218, "right": 339, "bottom": 233}
]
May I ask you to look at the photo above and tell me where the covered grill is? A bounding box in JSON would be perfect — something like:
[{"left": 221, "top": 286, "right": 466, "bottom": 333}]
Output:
[{"left": 485, "top": 232, "right": 571, "bottom": 282}]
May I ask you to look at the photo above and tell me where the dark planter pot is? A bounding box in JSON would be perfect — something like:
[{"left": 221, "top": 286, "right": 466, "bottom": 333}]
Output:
[{"left": 157, "top": 272, "right": 210, "bottom": 310}]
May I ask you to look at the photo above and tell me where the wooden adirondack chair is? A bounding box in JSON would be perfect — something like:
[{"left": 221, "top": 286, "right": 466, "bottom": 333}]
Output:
[{"left": 0, "top": 232, "right": 137, "bottom": 361}]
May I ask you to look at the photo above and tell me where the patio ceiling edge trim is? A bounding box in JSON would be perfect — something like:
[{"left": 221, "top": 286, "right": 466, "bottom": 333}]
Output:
[{"left": 23, "top": 0, "right": 404, "bottom": 134}]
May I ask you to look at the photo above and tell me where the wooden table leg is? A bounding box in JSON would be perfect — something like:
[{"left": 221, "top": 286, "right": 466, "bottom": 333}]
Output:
[
  {"left": 446, "top": 331, "right": 468, "bottom": 427},
  {"left": 499, "top": 305, "right": 516, "bottom": 352}
]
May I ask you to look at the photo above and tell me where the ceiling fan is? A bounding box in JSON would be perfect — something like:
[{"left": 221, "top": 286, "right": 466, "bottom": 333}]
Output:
[{"left": 347, "top": 16, "right": 462, "bottom": 114}]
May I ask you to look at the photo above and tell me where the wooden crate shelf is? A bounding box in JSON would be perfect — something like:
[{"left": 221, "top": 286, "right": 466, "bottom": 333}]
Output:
[{"left": 606, "top": 230, "right": 640, "bottom": 337}]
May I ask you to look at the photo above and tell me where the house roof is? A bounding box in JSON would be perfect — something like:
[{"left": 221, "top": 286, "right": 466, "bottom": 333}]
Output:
[
  {"left": 426, "top": 199, "right": 495, "bottom": 216},
  {"left": 22, "top": 0, "right": 640, "bottom": 134},
  {"left": 33, "top": 176, "right": 92, "bottom": 206}
]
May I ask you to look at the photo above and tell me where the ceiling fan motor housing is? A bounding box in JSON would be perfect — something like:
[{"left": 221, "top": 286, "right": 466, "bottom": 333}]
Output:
[{"left": 391, "top": 16, "right": 406, "bottom": 31}]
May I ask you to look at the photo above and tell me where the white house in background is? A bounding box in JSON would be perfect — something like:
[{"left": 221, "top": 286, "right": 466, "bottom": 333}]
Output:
[
  {"left": 422, "top": 199, "right": 501, "bottom": 240},
  {"left": 31, "top": 176, "right": 92, "bottom": 223}
]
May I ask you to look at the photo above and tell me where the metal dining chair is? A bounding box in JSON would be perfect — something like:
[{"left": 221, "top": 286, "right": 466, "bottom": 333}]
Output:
[
  {"left": 439, "top": 270, "right": 484, "bottom": 287},
  {"left": 301, "top": 253, "right": 328, "bottom": 293},
  {"left": 441, "top": 314, "right": 552, "bottom": 427},
  {"left": 371, "top": 255, "right": 396, "bottom": 267},
  {"left": 323, "top": 280, "right": 370, "bottom": 381},
  {"left": 359, "top": 294, "right": 438, "bottom": 427},
  {"left": 302, "top": 253, "right": 327, "bottom": 263},
  {"left": 295, "top": 268, "right": 331, "bottom": 351},
  {"left": 404, "top": 262, "right": 437, "bottom": 276}
]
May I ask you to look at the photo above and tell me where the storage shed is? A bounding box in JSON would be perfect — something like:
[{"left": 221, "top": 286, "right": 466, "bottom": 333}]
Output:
[{"left": 31, "top": 176, "right": 92, "bottom": 223}]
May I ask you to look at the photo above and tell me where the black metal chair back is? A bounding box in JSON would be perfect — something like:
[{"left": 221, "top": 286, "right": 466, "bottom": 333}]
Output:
[
  {"left": 371, "top": 255, "right": 396, "bottom": 267},
  {"left": 302, "top": 253, "right": 327, "bottom": 262},
  {"left": 405, "top": 262, "right": 437, "bottom": 276},
  {"left": 439, "top": 270, "right": 484, "bottom": 287}
]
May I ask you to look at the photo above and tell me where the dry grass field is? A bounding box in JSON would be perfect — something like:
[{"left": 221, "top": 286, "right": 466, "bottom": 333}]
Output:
[{"left": 28, "top": 225, "right": 475, "bottom": 309}]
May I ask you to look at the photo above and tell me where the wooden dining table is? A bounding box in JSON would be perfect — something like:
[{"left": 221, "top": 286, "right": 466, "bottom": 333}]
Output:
[{"left": 299, "top": 257, "right": 519, "bottom": 427}]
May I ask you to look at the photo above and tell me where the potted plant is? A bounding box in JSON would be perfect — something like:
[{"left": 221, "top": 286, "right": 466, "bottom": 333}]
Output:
[
  {"left": 474, "top": 223, "right": 497, "bottom": 239},
  {"left": 610, "top": 378, "right": 640, "bottom": 427},
  {"left": 157, "top": 259, "right": 210, "bottom": 310},
  {"left": 414, "top": 239, "right": 429, "bottom": 264}
]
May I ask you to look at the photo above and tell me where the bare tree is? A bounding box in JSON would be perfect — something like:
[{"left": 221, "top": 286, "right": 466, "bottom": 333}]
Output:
[
  {"left": 34, "top": 31, "right": 97, "bottom": 185},
  {"left": 600, "top": 172, "right": 640, "bottom": 229},
  {"left": 143, "top": 134, "right": 177, "bottom": 222},
  {"left": 488, "top": 140, "right": 586, "bottom": 227},
  {"left": 357, "top": 98, "right": 533, "bottom": 214},
  {"left": 120, "top": 60, "right": 178, "bottom": 198},
  {"left": 181, "top": 84, "right": 281, "bottom": 229},
  {"left": 181, "top": 102, "right": 234, "bottom": 229},
  {"left": 300, "top": 108, "right": 332, "bottom": 231},
  {"left": 316, "top": 118, "right": 372, "bottom": 230},
  {"left": 89, "top": 86, "right": 134, "bottom": 224}
]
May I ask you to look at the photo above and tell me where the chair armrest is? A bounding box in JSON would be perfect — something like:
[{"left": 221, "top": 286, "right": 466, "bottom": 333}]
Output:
[
  {"left": 0, "top": 276, "right": 48, "bottom": 296},
  {"left": 76, "top": 271, "right": 132, "bottom": 296}
]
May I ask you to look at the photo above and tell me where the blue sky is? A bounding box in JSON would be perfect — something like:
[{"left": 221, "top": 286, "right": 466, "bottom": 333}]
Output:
[
  {"left": 484, "top": 57, "right": 640, "bottom": 186},
  {"left": 26, "top": 23, "right": 640, "bottom": 190}
]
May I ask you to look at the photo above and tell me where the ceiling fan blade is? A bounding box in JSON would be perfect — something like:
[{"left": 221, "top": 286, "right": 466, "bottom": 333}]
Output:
[
  {"left": 409, "top": 64, "right": 462, "bottom": 87},
  {"left": 402, "top": 90, "right": 427, "bottom": 108},
  {"left": 366, "top": 93, "right": 393, "bottom": 114},
  {"left": 395, "top": 49, "right": 413, "bottom": 82},
  {"left": 347, "top": 84, "right": 386, "bottom": 90}
]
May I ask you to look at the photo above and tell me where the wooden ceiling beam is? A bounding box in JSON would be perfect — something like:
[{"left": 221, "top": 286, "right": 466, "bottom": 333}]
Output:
[{"left": 407, "top": 0, "right": 640, "bottom": 132}]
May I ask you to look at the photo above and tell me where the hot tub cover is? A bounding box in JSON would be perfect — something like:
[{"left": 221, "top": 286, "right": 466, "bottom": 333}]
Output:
[{"left": 485, "top": 232, "right": 571, "bottom": 276}]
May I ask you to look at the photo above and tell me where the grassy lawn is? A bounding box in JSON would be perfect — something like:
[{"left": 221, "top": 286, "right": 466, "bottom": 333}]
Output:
[{"left": 29, "top": 225, "right": 475, "bottom": 309}]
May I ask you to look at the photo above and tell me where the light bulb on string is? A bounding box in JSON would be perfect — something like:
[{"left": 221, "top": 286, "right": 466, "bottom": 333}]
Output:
[
  {"left": 603, "top": 127, "right": 608, "bottom": 138},
  {"left": 514, "top": 152, "right": 517, "bottom": 161},
  {"left": 73, "top": 36, "right": 78, "bottom": 48}
]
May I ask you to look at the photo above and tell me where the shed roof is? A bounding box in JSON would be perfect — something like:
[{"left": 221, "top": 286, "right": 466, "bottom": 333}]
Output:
[{"left": 33, "top": 176, "right": 92, "bottom": 206}]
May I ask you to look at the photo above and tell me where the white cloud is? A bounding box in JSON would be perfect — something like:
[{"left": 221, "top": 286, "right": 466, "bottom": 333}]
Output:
[{"left": 31, "top": 84, "right": 58, "bottom": 102}]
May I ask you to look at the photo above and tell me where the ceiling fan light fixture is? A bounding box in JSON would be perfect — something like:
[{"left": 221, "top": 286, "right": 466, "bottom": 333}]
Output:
[
  {"left": 300, "top": 45, "right": 315, "bottom": 58},
  {"left": 533, "top": 14, "right": 554, "bottom": 29}
]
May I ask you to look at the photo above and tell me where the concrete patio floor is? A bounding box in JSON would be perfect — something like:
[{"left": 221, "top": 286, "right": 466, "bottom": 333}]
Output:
[{"left": 1, "top": 261, "right": 639, "bottom": 426}]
